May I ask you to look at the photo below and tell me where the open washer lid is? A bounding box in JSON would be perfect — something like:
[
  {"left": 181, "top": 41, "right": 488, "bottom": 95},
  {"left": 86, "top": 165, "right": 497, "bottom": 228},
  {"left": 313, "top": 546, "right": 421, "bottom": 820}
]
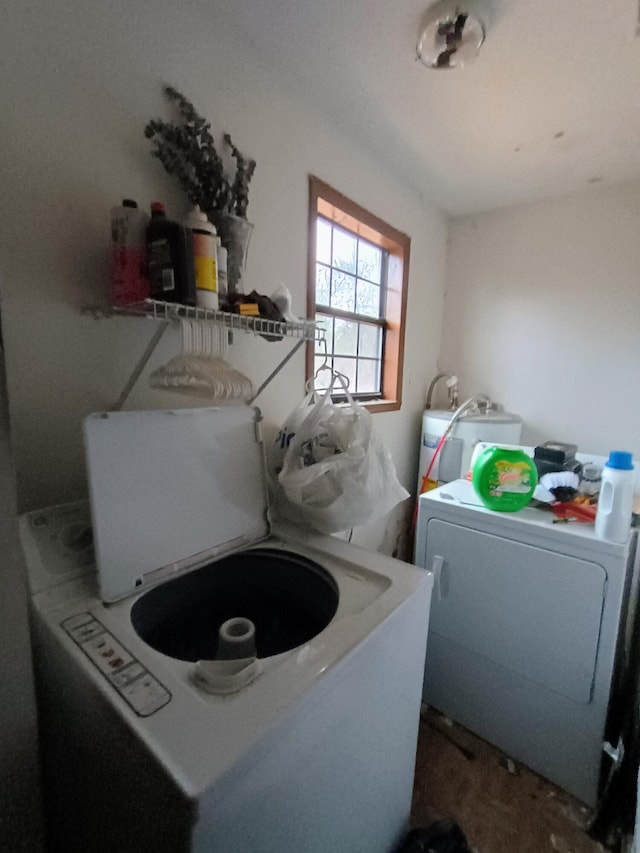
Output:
[{"left": 84, "top": 406, "right": 270, "bottom": 602}]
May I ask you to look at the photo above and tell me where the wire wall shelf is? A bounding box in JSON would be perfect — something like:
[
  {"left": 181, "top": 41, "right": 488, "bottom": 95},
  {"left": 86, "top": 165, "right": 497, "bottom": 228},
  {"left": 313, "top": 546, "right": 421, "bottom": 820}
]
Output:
[
  {"left": 112, "top": 299, "right": 324, "bottom": 342},
  {"left": 84, "top": 299, "right": 324, "bottom": 410}
]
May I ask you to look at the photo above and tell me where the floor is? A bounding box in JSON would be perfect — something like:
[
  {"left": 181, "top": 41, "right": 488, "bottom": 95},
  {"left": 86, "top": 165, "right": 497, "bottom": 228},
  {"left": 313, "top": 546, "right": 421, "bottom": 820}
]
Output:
[{"left": 411, "top": 707, "right": 612, "bottom": 853}]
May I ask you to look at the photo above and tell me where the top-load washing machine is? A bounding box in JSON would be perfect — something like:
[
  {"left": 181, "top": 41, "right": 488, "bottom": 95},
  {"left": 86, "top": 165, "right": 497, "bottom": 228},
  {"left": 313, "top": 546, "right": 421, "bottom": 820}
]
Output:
[
  {"left": 414, "top": 477, "right": 639, "bottom": 807},
  {"left": 20, "top": 405, "right": 432, "bottom": 853}
]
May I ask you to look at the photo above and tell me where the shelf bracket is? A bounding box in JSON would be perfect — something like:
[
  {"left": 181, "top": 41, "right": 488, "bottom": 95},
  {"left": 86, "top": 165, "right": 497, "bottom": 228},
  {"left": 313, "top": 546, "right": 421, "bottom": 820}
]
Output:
[
  {"left": 248, "top": 338, "right": 307, "bottom": 404},
  {"left": 112, "top": 321, "right": 169, "bottom": 411}
]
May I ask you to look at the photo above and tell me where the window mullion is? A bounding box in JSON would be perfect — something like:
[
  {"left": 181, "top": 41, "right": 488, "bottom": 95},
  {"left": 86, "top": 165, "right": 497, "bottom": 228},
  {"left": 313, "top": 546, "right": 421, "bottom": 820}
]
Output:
[
  {"left": 380, "top": 250, "right": 388, "bottom": 316},
  {"left": 355, "top": 319, "right": 361, "bottom": 394},
  {"left": 319, "top": 306, "right": 386, "bottom": 328},
  {"left": 329, "top": 225, "right": 334, "bottom": 308},
  {"left": 354, "top": 237, "right": 360, "bottom": 319}
]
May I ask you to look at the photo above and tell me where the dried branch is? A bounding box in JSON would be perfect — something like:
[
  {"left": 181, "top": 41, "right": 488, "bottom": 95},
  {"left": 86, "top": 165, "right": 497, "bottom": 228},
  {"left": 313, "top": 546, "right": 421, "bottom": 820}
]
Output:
[{"left": 144, "top": 87, "right": 255, "bottom": 219}]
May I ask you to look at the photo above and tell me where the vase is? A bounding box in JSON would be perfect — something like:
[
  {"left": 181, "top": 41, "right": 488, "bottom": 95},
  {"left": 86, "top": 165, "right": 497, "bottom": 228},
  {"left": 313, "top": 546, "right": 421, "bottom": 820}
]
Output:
[{"left": 210, "top": 213, "right": 254, "bottom": 297}]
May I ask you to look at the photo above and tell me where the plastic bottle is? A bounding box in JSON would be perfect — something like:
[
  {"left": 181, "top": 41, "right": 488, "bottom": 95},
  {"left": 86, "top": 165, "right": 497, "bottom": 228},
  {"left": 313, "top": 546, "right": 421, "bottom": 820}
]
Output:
[
  {"left": 579, "top": 463, "right": 602, "bottom": 497},
  {"left": 595, "top": 451, "right": 635, "bottom": 543},
  {"left": 217, "top": 239, "right": 228, "bottom": 301},
  {"left": 146, "top": 202, "right": 196, "bottom": 306},
  {"left": 110, "top": 199, "right": 149, "bottom": 307},
  {"left": 472, "top": 446, "right": 538, "bottom": 512},
  {"left": 185, "top": 208, "right": 218, "bottom": 311}
]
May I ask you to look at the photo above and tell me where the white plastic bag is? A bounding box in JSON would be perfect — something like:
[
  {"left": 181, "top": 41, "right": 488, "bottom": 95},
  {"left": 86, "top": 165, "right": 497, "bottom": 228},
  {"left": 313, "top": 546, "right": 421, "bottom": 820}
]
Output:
[
  {"left": 266, "top": 387, "right": 319, "bottom": 481},
  {"left": 278, "top": 375, "right": 409, "bottom": 533}
]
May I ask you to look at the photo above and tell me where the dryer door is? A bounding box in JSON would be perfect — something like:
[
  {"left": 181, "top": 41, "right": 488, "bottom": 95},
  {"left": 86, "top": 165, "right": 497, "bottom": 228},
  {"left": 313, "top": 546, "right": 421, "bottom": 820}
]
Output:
[{"left": 426, "top": 519, "right": 606, "bottom": 703}]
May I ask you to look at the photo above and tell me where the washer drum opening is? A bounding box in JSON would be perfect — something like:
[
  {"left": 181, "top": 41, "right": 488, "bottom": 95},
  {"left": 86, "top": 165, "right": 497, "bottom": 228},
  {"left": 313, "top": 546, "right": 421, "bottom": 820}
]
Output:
[{"left": 130, "top": 548, "right": 340, "bottom": 661}]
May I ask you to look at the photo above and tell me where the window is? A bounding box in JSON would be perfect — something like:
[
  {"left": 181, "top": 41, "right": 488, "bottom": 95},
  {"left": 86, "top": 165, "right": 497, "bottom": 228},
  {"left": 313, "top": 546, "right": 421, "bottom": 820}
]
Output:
[{"left": 307, "top": 176, "right": 410, "bottom": 413}]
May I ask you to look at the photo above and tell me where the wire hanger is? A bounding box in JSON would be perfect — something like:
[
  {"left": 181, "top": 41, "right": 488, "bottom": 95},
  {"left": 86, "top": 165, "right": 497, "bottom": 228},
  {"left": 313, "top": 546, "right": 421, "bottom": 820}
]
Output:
[{"left": 307, "top": 336, "right": 350, "bottom": 393}]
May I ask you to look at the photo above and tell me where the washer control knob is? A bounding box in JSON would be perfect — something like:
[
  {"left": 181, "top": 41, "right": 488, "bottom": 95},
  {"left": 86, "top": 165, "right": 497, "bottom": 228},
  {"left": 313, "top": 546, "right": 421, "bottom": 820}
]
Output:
[{"left": 60, "top": 523, "right": 94, "bottom": 553}]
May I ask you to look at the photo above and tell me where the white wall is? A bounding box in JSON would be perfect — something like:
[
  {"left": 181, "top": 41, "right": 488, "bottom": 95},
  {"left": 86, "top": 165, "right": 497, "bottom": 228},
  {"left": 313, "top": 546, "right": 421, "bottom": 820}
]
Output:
[
  {"left": 441, "top": 181, "right": 640, "bottom": 460},
  {"left": 0, "top": 4, "right": 446, "bottom": 842},
  {"left": 0, "top": 347, "right": 44, "bottom": 850},
  {"left": 0, "top": 0, "right": 446, "bottom": 525}
]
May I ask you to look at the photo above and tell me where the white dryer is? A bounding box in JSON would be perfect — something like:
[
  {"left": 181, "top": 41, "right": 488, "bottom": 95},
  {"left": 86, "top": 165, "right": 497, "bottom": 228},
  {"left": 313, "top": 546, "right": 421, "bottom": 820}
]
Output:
[
  {"left": 415, "top": 478, "right": 638, "bottom": 807},
  {"left": 20, "top": 405, "right": 432, "bottom": 853}
]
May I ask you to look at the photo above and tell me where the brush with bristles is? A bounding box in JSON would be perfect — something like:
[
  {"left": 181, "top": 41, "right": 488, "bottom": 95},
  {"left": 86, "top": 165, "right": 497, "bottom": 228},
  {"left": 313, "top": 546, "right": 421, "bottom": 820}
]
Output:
[{"left": 538, "top": 471, "right": 580, "bottom": 503}]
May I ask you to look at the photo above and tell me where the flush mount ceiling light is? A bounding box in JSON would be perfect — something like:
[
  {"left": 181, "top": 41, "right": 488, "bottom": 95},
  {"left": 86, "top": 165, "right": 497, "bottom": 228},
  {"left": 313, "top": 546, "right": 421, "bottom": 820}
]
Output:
[{"left": 416, "top": 0, "right": 486, "bottom": 69}]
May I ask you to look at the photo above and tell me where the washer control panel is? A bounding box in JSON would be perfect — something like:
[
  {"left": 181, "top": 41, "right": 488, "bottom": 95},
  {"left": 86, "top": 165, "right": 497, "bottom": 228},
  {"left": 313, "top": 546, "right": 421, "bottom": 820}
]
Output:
[{"left": 62, "top": 613, "right": 171, "bottom": 717}]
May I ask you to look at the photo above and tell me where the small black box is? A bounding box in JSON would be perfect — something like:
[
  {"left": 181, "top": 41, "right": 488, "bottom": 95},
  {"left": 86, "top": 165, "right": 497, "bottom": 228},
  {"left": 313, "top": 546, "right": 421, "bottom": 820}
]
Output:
[{"left": 534, "top": 441, "right": 582, "bottom": 478}]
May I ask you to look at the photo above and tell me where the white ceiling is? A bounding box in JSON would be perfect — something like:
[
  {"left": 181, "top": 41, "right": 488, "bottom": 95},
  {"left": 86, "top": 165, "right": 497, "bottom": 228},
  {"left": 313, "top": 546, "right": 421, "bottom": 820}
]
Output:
[{"left": 214, "top": 0, "right": 640, "bottom": 215}]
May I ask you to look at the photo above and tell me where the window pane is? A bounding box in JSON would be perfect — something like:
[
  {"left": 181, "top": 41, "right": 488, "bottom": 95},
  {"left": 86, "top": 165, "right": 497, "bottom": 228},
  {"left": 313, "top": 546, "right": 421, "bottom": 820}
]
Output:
[
  {"left": 331, "top": 271, "right": 355, "bottom": 312},
  {"left": 332, "top": 228, "right": 356, "bottom": 274},
  {"left": 316, "top": 264, "right": 330, "bottom": 306},
  {"left": 357, "top": 358, "right": 381, "bottom": 395},
  {"left": 332, "top": 357, "right": 357, "bottom": 393},
  {"left": 357, "top": 241, "right": 382, "bottom": 283},
  {"left": 356, "top": 279, "right": 380, "bottom": 318},
  {"left": 333, "top": 318, "right": 358, "bottom": 356},
  {"left": 359, "top": 323, "right": 381, "bottom": 358},
  {"left": 317, "top": 219, "right": 331, "bottom": 265}
]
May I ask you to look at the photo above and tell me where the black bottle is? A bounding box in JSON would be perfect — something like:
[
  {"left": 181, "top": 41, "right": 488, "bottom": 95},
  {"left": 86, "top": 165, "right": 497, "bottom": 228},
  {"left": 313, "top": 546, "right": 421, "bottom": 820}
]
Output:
[{"left": 146, "top": 202, "right": 196, "bottom": 306}]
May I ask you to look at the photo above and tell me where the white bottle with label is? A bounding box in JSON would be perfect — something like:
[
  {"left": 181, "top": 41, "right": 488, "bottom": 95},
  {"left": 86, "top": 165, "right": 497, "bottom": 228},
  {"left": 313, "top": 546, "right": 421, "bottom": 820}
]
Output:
[
  {"left": 185, "top": 208, "right": 218, "bottom": 311},
  {"left": 217, "top": 238, "right": 228, "bottom": 300},
  {"left": 594, "top": 451, "right": 635, "bottom": 543}
]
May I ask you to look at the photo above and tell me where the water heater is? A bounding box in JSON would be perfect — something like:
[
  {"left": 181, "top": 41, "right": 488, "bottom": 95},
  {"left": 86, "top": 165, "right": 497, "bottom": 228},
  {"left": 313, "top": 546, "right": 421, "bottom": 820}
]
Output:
[{"left": 417, "top": 408, "right": 523, "bottom": 491}]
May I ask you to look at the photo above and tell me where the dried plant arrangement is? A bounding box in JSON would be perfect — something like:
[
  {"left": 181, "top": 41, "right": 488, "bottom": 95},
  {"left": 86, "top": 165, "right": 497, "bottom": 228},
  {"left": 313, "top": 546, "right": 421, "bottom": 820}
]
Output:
[{"left": 144, "top": 86, "right": 256, "bottom": 220}]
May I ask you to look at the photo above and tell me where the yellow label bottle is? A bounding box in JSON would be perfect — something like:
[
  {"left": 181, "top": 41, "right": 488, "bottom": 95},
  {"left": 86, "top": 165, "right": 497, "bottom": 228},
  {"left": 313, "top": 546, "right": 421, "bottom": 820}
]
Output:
[{"left": 185, "top": 208, "right": 218, "bottom": 310}]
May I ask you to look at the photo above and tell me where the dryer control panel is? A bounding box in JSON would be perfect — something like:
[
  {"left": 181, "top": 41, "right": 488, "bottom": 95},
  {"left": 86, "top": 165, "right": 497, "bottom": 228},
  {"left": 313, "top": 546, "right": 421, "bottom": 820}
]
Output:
[{"left": 62, "top": 613, "right": 171, "bottom": 717}]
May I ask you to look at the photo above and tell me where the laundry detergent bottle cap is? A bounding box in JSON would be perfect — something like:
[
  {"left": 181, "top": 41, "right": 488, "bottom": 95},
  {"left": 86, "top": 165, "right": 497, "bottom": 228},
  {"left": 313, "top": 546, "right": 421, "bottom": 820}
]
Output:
[
  {"left": 472, "top": 446, "right": 538, "bottom": 512},
  {"left": 605, "top": 450, "right": 634, "bottom": 471},
  {"left": 185, "top": 206, "right": 217, "bottom": 236}
]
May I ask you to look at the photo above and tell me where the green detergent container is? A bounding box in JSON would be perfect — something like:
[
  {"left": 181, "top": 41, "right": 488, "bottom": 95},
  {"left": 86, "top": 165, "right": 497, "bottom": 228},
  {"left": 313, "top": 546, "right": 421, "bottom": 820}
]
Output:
[{"left": 472, "top": 446, "right": 538, "bottom": 512}]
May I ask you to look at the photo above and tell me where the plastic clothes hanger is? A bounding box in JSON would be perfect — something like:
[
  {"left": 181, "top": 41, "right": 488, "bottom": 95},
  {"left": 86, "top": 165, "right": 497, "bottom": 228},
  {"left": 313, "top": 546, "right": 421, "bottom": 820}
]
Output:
[{"left": 149, "top": 318, "right": 253, "bottom": 401}]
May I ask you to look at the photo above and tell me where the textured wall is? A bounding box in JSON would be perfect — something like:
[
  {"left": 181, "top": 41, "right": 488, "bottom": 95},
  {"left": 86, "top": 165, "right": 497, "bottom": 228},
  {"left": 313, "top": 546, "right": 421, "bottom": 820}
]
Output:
[{"left": 441, "top": 181, "right": 640, "bottom": 460}]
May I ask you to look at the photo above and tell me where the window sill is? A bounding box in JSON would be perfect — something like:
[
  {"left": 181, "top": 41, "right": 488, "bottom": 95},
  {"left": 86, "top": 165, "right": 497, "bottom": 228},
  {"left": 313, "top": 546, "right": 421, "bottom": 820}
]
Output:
[
  {"left": 333, "top": 398, "right": 400, "bottom": 414},
  {"left": 363, "top": 399, "right": 400, "bottom": 414}
]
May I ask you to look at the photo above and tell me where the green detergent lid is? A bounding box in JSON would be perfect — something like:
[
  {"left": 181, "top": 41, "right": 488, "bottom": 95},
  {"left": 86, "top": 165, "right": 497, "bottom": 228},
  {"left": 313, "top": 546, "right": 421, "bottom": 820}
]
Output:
[{"left": 472, "top": 446, "right": 538, "bottom": 512}]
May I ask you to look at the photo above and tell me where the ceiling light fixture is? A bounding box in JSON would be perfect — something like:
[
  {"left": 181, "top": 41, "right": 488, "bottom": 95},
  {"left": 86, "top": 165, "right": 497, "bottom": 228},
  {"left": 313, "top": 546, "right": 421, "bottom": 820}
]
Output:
[{"left": 416, "top": 0, "right": 486, "bottom": 69}]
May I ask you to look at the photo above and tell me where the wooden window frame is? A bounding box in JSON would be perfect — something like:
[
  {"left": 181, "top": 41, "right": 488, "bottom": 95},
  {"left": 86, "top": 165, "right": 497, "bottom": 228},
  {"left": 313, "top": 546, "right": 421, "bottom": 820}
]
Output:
[{"left": 307, "top": 176, "right": 410, "bottom": 414}]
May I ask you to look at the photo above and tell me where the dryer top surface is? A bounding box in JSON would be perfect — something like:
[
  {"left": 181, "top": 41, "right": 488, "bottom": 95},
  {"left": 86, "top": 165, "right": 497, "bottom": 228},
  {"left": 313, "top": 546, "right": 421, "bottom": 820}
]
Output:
[{"left": 419, "top": 479, "right": 632, "bottom": 556}]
